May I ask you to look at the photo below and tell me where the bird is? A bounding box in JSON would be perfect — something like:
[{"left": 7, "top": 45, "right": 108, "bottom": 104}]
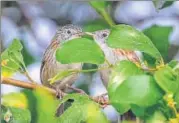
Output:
[
  {"left": 40, "top": 25, "right": 83, "bottom": 116},
  {"left": 86, "top": 29, "right": 141, "bottom": 87}
]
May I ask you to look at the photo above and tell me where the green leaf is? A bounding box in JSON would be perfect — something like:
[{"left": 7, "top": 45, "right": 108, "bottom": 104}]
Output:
[
  {"left": 161, "top": 1, "right": 174, "bottom": 9},
  {"left": 108, "top": 60, "right": 144, "bottom": 96},
  {"left": 58, "top": 94, "right": 108, "bottom": 123},
  {"left": 56, "top": 38, "right": 105, "bottom": 64},
  {"left": 145, "top": 111, "right": 167, "bottom": 123},
  {"left": 21, "top": 42, "right": 35, "bottom": 66},
  {"left": 1, "top": 105, "right": 31, "bottom": 123},
  {"left": 83, "top": 19, "right": 110, "bottom": 32},
  {"left": 174, "top": 90, "right": 179, "bottom": 109},
  {"left": 168, "top": 60, "right": 179, "bottom": 68},
  {"left": 131, "top": 104, "right": 160, "bottom": 118},
  {"left": 33, "top": 87, "right": 60, "bottom": 123},
  {"left": 89, "top": 1, "right": 110, "bottom": 10},
  {"left": 131, "top": 105, "right": 146, "bottom": 118},
  {"left": 143, "top": 25, "right": 172, "bottom": 63},
  {"left": 1, "top": 39, "right": 26, "bottom": 76},
  {"left": 86, "top": 102, "right": 109, "bottom": 123},
  {"left": 2, "top": 92, "right": 28, "bottom": 109},
  {"left": 49, "top": 70, "right": 75, "bottom": 84},
  {"left": 109, "top": 75, "right": 163, "bottom": 114},
  {"left": 153, "top": 0, "right": 174, "bottom": 10},
  {"left": 108, "top": 61, "right": 144, "bottom": 113},
  {"left": 89, "top": 1, "right": 115, "bottom": 26},
  {"left": 154, "top": 65, "right": 179, "bottom": 94},
  {"left": 107, "top": 24, "right": 162, "bottom": 64}
]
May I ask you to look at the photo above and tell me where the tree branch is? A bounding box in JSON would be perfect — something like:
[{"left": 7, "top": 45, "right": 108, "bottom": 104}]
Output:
[{"left": 1, "top": 77, "right": 109, "bottom": 106}]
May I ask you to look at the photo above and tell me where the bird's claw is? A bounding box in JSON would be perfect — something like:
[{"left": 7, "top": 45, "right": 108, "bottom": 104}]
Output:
[
  {"left": 56, "top": 89, "right": 63, "bottom": 99},
  {"left": 96, "top": 93, "right": 108, "bottom": 108}
]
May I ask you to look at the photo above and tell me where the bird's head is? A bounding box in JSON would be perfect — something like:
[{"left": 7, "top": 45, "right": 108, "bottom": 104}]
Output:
[
  {"left": 85, "top": 29, "right": 110, "bottom": 45},
  {"left": 54, "top": 25, "right": 83, "bottom": 43}
]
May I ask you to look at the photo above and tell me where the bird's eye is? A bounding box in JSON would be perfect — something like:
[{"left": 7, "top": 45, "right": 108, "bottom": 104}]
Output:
[
  {"left": 67, "top": 30, "right": 71, "bottom": 34},
  {"left": 102, "top": 33, "right": 107, "bottom": 38}
]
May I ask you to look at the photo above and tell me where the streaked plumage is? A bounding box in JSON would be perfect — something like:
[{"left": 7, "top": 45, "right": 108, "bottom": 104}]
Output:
[
  {"left": 40, "top": 25, "right": 83, "bottom": 116},
  {"left": 40, "top": 25, "right": 83, "bottom": 90}
]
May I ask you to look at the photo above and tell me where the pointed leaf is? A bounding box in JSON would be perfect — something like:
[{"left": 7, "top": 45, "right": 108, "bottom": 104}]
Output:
[
  {"left": 107, "top": 24, "right": 162, "bottom": 64},
  {"left": 1, "top": 39, "right": 26, "bottom": 76}
]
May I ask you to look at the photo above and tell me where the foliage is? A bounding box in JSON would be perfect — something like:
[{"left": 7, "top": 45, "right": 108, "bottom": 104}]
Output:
[
  {"left": 107, "top": 25, "right": 163, "bottom": 65},
  {"left": 1, "top": 1, "right": 179, "bottom": 123},
  {"left": 1, "top": 105, "right": 31, "bottom": 123},
  {"left": 143, "top": 25, "right": 173, "bottom": 65},
  {"left": 152, "top": 0, "right": 174, "bottom": 10},
  {"left": 56, "top": 38, "right": 105, "bottom": 64},
  {"left": 1, "top": 39, "right": 26, "bottom": 76},
  {"left": 57, "top": 94, "right": 109, "bottom": 123}
]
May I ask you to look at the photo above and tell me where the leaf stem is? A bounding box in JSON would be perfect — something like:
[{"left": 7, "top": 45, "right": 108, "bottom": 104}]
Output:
[
  {"left": 105, "top": 58, "right": 112, "bottom": 67},
  {"left": 75, "top": 65, "right": 111, "bottom": 73},
  {"left": 100, "top": 9, "right": 115, "bottom": 27},
  {"left": 23, "top": 71, "right": 36, "bottom": 83}
]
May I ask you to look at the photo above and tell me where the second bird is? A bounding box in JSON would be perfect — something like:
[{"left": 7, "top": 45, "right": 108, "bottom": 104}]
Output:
[{"left": 87, "top": 29, "right": 140, "bottom": 87}]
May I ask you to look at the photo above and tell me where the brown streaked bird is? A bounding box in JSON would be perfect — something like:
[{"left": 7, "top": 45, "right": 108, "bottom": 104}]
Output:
[
  {"left": 40, "top": 25, "right": 83, "bottom": 116},
  {"left": 86, "top": 29, "right": 140, "bottom": 87}
]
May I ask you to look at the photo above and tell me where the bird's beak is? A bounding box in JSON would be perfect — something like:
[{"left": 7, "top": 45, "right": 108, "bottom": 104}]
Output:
[
  {"left": 85, "top": 32, "right": 94, "bottom": 37},
  {"left": 75, "top": 32, "right": 84, "bottom": 37}
]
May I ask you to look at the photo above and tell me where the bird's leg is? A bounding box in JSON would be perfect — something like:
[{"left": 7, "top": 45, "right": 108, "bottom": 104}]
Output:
[
  {"left": 55, "top": 85, "right": 64, "bottom": 99},
  {"left": 95, "top": 93, "right": 108, "bottom": 108},
  {"left": 65, "top": 84, "right": 86, "bottom": 95},
  {"left": 55, "top": 86, "right": 65, "bottom": 117}
]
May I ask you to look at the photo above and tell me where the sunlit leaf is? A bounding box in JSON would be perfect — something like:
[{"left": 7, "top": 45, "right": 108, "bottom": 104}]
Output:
[
  {"left": 108, "top": 61, "right": 144, "bottom": 113},
  {"left": 154, "top": 65, "right": 179, "bottom": 94},
  {"left": 58, "top": 94, "right": 108, "bottom": 123},
  {"left": 109, "top": 74, "right": 163, "bottom": 114},
  {"left": 107, "top": 25, "right": 162, "bottom": 64},
  {"left": 86, "top": 102, "right": 109, "bottom": 123},
  {"left": 2, "top": 92, "right": 28, "bottom": 109},
  {"left": 33, "top": 87, "right": 59, "bottom": 123},
  {"left": 56, "top": 38, "right": 105, "bottom": 64},
  {"left": 108, "top": 60, "right": 144, "bottom": 96}
]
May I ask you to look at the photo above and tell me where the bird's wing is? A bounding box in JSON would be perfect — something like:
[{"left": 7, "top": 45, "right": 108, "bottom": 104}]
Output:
[{"left": 113, "top": 49, "right": 140, "bottom": 63}]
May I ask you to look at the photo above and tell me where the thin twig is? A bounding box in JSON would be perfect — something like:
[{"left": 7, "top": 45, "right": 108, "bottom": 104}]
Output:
[
  {"left": 23, "top": 71, "right": 36, "bottom": 83},
  {"left": 1, "top": 77, "right": 109, "bottom": 105}
]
